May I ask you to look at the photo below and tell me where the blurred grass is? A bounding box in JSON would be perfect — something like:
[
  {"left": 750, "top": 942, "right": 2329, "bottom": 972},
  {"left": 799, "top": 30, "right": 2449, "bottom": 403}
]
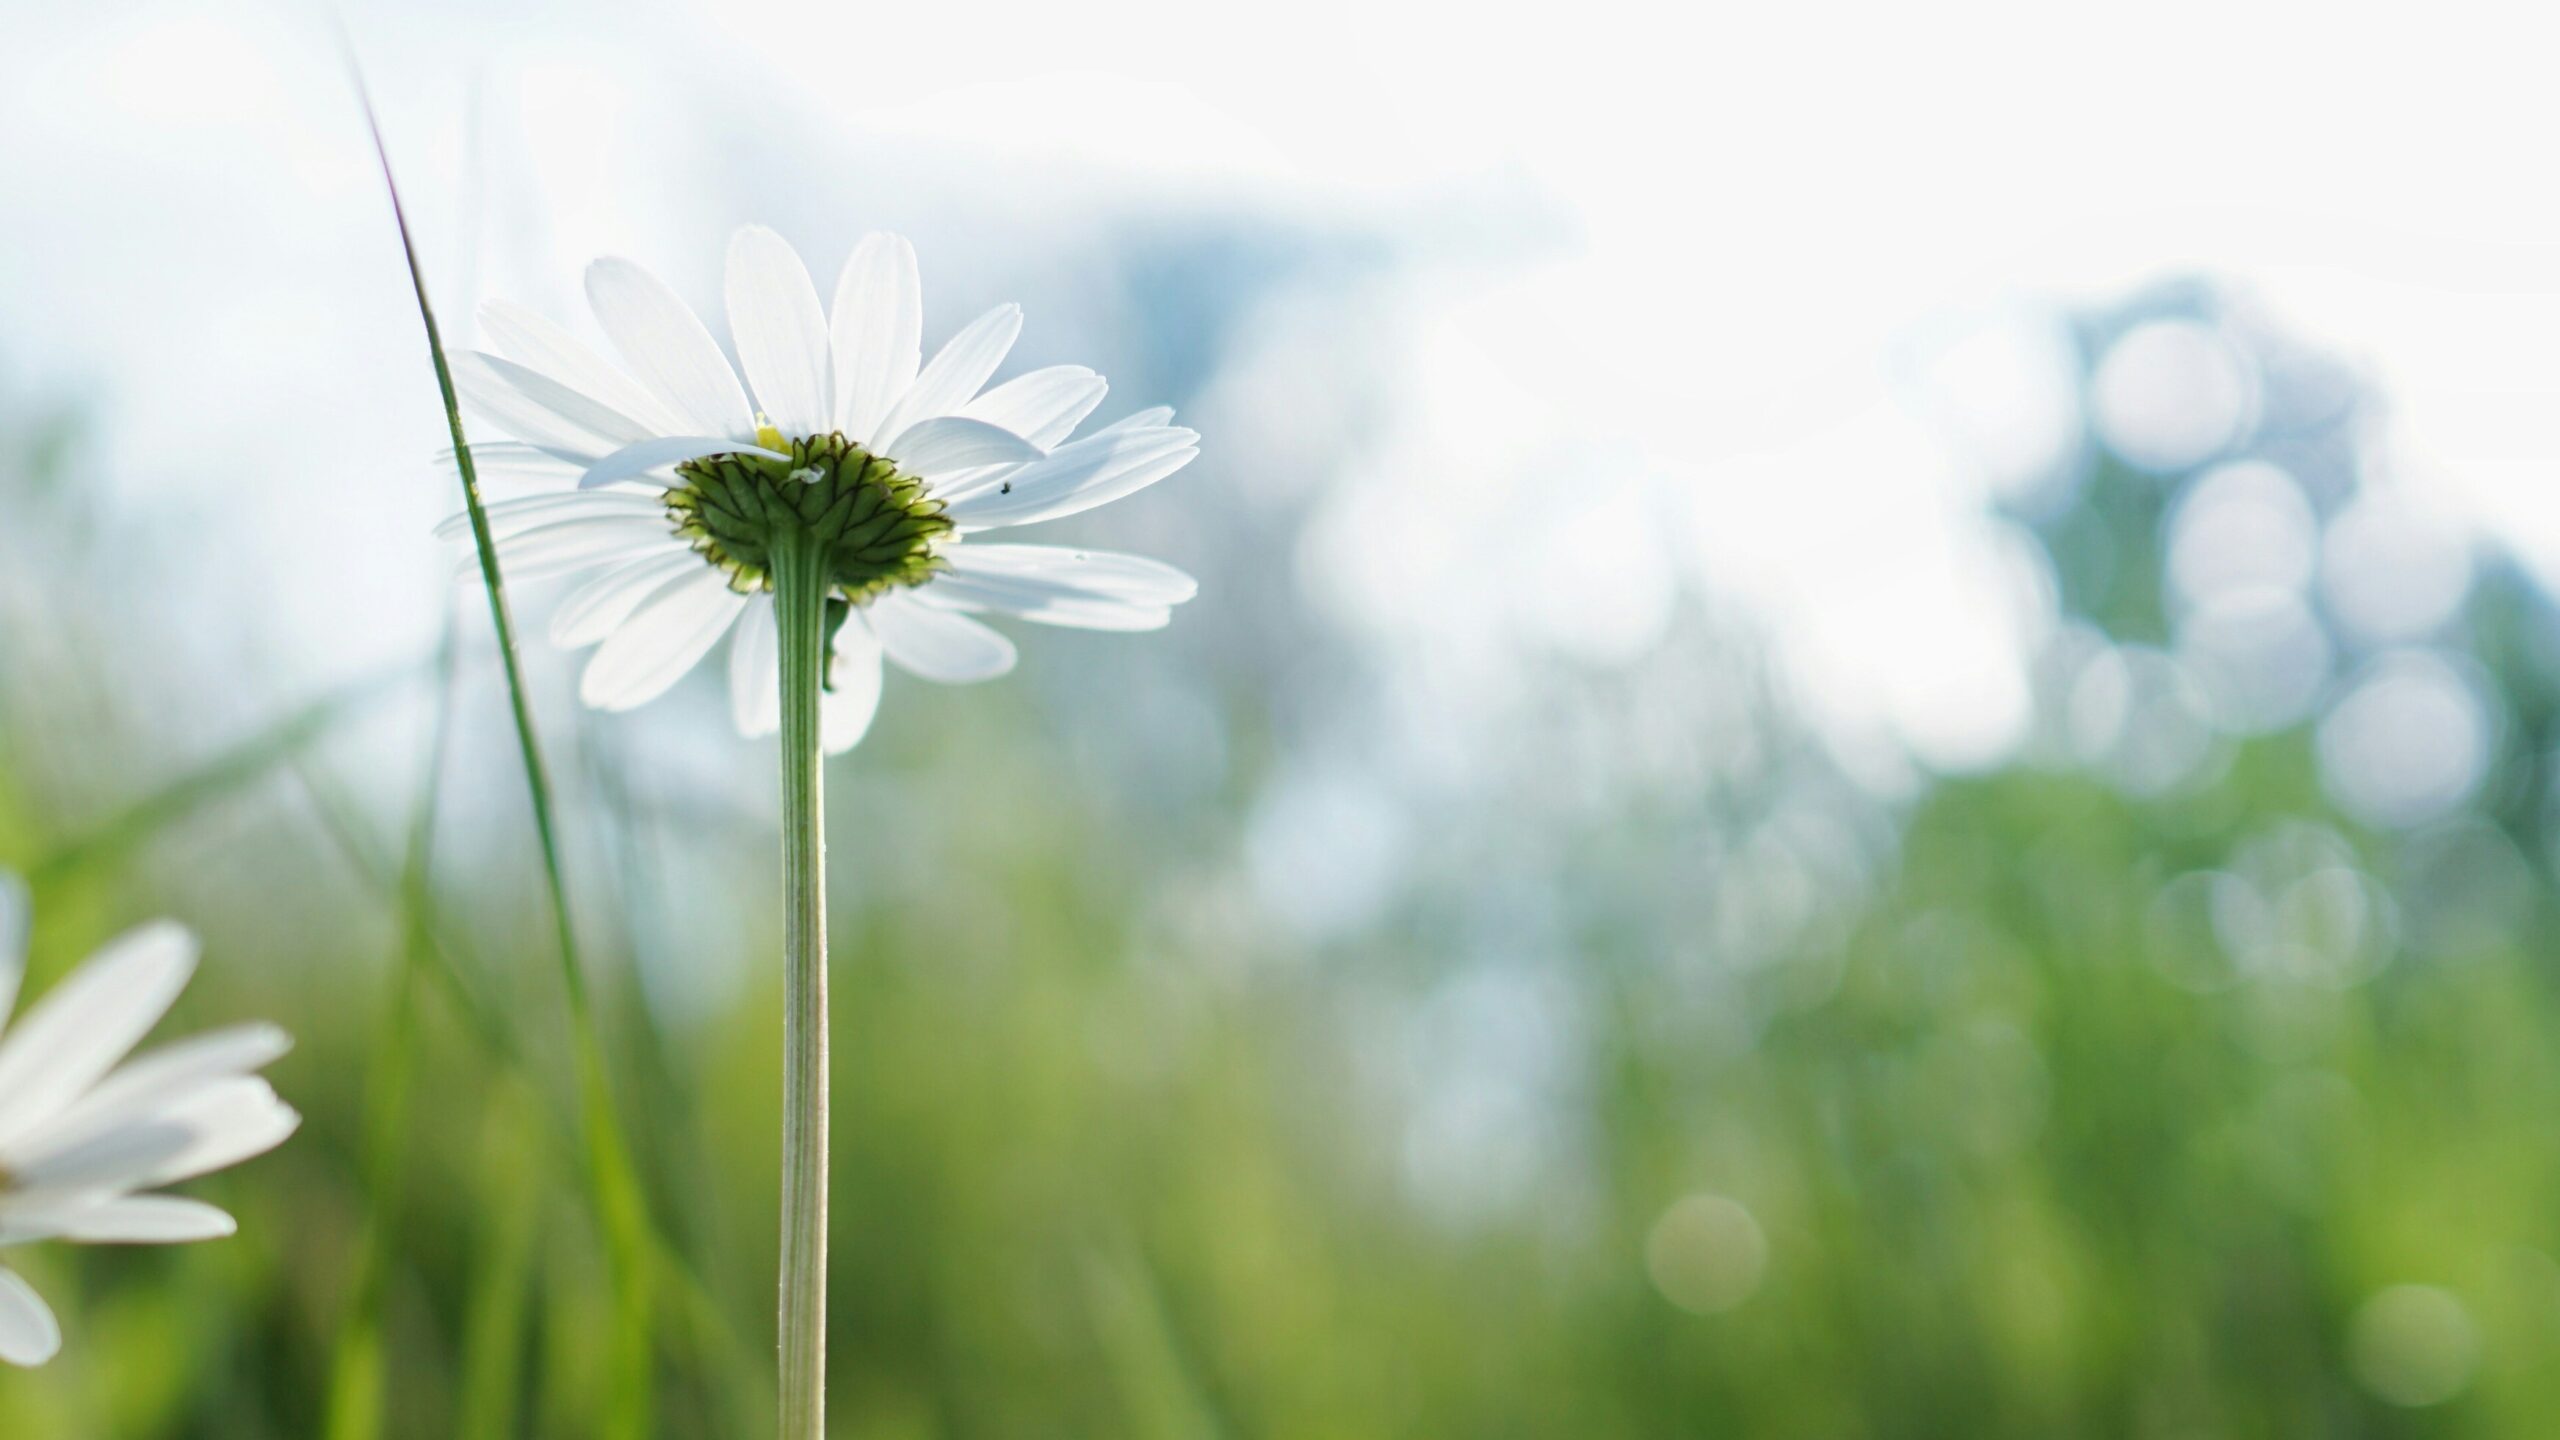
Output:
[
  {"left": 7, "top": 283, "right": 2560, "bottom": 1440},
  {"left": 349, "top": 62, "right": 660, "bottom": 1439}
]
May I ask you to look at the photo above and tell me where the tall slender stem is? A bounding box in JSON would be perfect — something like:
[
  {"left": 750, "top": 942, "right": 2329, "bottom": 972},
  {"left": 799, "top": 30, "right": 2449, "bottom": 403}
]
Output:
[
  {"left": 342, "top": 61, "right": 656, "bottom": 1435},
  {"left": 771, "top": 536, "right": 832, "bottom": 1439}
]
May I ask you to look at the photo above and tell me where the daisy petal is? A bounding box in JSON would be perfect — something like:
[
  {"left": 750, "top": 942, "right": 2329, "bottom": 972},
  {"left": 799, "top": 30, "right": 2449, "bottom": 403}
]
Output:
[
  {"left": 729, "top": 594, "right": 781, "bottom": 737},
  {"left": 23, "top": 1023, "right": 292, "bottom": 1155},
  {"left": 578, "top": 435, "right": 788, "bottom": 491},
  {"left": 488, "top": 534, "right": 688, "bottom": 586},
  {"left": 141, "top": 1077, "right": 300, "bottom": 1187},
  {"left": 924, "top": 545, "right": 1193, "bottom": 630},
  {"left": 489, "top": 515, "right": 682, "bottom": 579},
  {"left": 868, "top": 593, "right": 1018, "bottom": 683},
  {"left": 552, "top": 550, "right": 706, "bottom": 649},
  {"left": 0, "top": 870, "right": 25, "bottom": 1042},
  {"left": 433, "top": 443, "right": 587, "bottom": 498},
  {"left": 10, "top": 1117, "right": 195, "bottom": 1190},
  {"left": 454, "top": 353, "right": 653, "bottom": 459},
  {"left": 1090, "top": 405, "right": 1175, "bottom": 437},
  {"left": 921, "top": 582, "right": 1170, "bottom": 632},
  {"left": 57, "top": 1195, "right": 235, "bottom": 1245},
  {"left": 0, "top": 922, "right": 196, "bottom": 1151},
  {"left": 942, "top": 426, "right": 1199, "bottom": 529},
  {"left": 870, "top": 304, "right": 1022, "bottom": 448},
  {"left": 881, "top": 416, "right": 1042, "bottom": 481},
  {"left": 0, "top": 1268, "right": 59, "bottom": 1367},
  {"left": 726, "top": 227, "right": 833, "bottom": 437},
  {"left": 961, "top": 365, "right": 1108, "bottom": 450},
  {"left": 942, "top": 544, "right": 1199, "bottom": 604},
  {"left": 479, "top": 299, "right": 684, "bottom": 434},
  {"left": 830, "top": 233, "right": 922, "bottom": 441},
  {"left": 435, "top": 489, "right": 666, "bottom": 543},
  {"left": 580, "top": 570, "right": 748, "bottom": 711},
  {"left": 821, "top": 613, "right": 885, "bottom": 752},
  {"left": 586, "top": 257, "right": 755, "bottom": 439}
]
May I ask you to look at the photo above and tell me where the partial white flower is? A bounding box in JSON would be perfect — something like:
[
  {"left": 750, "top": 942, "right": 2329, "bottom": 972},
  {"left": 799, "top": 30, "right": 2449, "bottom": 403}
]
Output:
[
  {"left": 0, "top": 874, "right": 299, "bottom": 1367},
  {"left": 439, "top": 226, "right": 1202, "bottom": 752}
]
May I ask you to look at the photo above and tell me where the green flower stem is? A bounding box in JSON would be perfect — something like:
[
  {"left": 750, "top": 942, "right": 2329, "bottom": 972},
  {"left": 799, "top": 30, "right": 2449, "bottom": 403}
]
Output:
[{"left": 770, "top": 534, "right": 833, "bottom": 1439}]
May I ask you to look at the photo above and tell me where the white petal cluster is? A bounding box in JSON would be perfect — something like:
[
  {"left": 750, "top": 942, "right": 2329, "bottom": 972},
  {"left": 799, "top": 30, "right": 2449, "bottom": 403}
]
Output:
[
  {"left": 0, "top": 875, "right": 299, "bottom": 1366},
  {"left": 441, "top": 227, "right": 1202, "bottom": 751}
]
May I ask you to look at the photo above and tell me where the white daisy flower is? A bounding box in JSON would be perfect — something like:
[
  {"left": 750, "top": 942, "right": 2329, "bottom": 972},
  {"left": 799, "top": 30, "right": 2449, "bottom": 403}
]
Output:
[
  {"left": 439, "top": 226, "right": 1202, "bottom": 751},
  {"left": 0, "top": 874, "right": 299, "bottom": 1367}
]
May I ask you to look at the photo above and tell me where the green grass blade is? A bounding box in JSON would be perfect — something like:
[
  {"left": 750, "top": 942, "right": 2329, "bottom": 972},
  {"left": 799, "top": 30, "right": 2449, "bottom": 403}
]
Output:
[
  {"left": 325, "top": 612, "right": 461, "bottom": 1440},
  {"left": 339, "top": 44, "right": 656, "bottom": 1437},
  {"left": 26, "top": 670, "right": 390, "bottom": 886},
  {"left": 457, "top": 1081, "right": 547, "bottom": 1440},
  {"left": 292, "top": 758, "right": 762, "bottom": 1404}
]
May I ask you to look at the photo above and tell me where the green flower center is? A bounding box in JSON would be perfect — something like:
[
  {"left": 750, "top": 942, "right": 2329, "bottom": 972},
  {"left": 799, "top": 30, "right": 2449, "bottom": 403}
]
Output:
[{"left": 666, "top": 431, "right": 954, "bottom": 602}]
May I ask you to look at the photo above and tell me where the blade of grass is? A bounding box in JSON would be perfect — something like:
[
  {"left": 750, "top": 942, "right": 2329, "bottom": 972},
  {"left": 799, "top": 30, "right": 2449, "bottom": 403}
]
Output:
[
  {"left": 25, "top": 667, "right": 395, "bottom": 886},
  {"left": 325, "top": 609, "right": 461, "bottom": 1440},
  {"left": 457, "top": 1078, "right": 547, "bottom": 1440},
  {"left": 338, "top": 43, "right": 656, "bottom": 1437},
  {"left": 292, "top": 759, "right": 762, "bottom": 1378},
  {"left": 586, "top": 734, "right": 773, "bottom": 1440},
  {"left": 292, "top": 760, "right": 528, "bottom": 1083},
  {"left": 1082, "top": 1240, "right": 1227, "bottom": 1440}
]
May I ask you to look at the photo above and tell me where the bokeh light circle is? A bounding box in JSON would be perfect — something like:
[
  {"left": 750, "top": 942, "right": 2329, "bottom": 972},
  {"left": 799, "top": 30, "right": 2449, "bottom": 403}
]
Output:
[
  {"left": 1645, "top": 1193, "right": 1769, "bottom": 1315},
  {"left": 2348, "top": 1285, "right": 2479, "bottom": 1407},
  {"left": 2166, "top": 460, "right": 2318, "bottom": 607},
  {"left": 2315, "top": 651, "right": 2494, "bottom": 830},
  {"left": 2091, "top": 320, "right": 2255, "bottom": 474}
]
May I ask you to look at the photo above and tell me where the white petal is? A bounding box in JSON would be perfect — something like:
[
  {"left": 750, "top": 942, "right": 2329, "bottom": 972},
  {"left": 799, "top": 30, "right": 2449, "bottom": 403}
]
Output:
[
  {"left": 56, "top": 1195, "right": 235, "bottom": 1245},
  {"left": 551, "top": 550, "right": 707, "bottom": 649},
  {"left": 1090, "top": 405, "right": 1175, "bottom": 437},
  {"left": 869, "top": 304, "right": 1022, "bottom": 448},
  {"left": 488, "top": 515, "right": 681, "bottom": 581},
  {"left": 488, "top": 534, "right": 687, "bottom": 586},
  {"left": 0, "top": 1268, "right": 59, "bottom": 1367},
  {"left": 576, "top": 435, "right": 787, "bottom": 491},
  {"left": 0, "top": 870, "right": 25, "bottom": 1044},
  {"left": 942, "top": 426, "right": 1199, "bottom": 529},
  {"left": 17, "top": 1023, "right": 291, "bottom": 1160},
  {"left": 868, "top": 593, "right": 1018, "bottom": 683},
  {"left": 586, "top": 257, "right": 755, "bottom": 440},
  {"left": 433, "top": 443, "right": 587, "bottom": 499},
  {"left": 453, "top": 353, "right": 652, "bottom": 460},
  {"left": 580, "top": 570, "right": 748, "bottom": 711},
  {"left": 725, "top": 227, "right": 832, "bottom": 437},
  {"left": 922, "top": 589, "right": 1168, "bottom": 632},
  {"left": 11, "top": 1115, "right": 195, "bottom": 1189},
  {"left": 820, "top": 614, "right": 885, "bottom": 753},
  {"left": 139, "top": 1076, "right": 300, "bottom": 1187},
  {"left": 435, "top": 489, "right": 665, "bottom": 543},
  {"left": 942, "top": 544, "right": 1198, "bottom": 604},
  {"left": 880, "top": 416, "right": 1042, "bottom": 481},
  {"left": 478, "top": 299, "right": 685, "bottom": 434},
  {"left": 728, "top": 594, "right": 780, "bottom": 737},
  {"left": 0, "top": 1214, "right": 65, "bottom": 1249},
  {"left": 922, "top": 572, "right": 1175, "bottom": 632},
  {"left": 830, "top": 233, "right": 922, "bottom": 441},
  {"left": 961, "top": 366, "right": 1108, "bottom": 450},
  {"left": 0, "top": 922, "right": 196, "bottom": 1152}
]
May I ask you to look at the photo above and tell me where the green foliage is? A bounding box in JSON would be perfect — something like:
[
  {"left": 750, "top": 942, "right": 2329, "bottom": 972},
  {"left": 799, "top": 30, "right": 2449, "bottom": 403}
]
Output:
[{"left": 4, "top": 283, "right": 2556, "bottom": 1437}]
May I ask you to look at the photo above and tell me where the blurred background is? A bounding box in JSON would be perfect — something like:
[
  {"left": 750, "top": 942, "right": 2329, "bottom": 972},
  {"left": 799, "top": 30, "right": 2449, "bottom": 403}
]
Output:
[{"left": 4, "top": 0, "right": 2560, "bottom": 1434}]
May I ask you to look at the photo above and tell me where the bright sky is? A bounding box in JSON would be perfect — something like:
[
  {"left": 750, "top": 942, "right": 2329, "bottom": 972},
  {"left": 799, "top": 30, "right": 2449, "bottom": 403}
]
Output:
[{"left": 3, "top": 0, "right": 2555, "bottom": 770}]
